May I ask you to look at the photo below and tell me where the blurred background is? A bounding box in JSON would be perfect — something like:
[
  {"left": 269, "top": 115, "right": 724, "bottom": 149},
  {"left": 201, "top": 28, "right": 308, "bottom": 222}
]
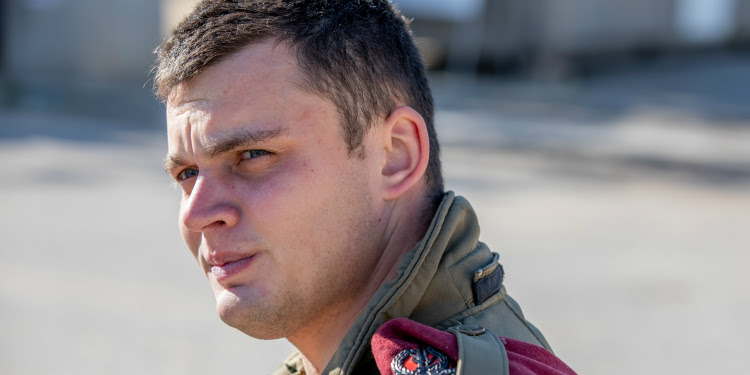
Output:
[{"left": 1, "top": 0, "right": 749, "bottom": 374}]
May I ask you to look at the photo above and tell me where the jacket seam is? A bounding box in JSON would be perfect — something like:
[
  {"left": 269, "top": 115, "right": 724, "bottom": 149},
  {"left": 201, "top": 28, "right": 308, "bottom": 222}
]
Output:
[
  {"left": 501, "top": 298, "right": 550, "bottom": 349},
  {"left": 432, "top": 287, "right": 507, "bottom": 330},
  {"left": 446, "top": 263, "right": 473, "bottom": 310}
]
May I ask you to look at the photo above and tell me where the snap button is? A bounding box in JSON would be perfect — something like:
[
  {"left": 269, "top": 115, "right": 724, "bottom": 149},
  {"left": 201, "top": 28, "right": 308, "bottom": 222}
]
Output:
[{"left": 453, "top": 325, "right": 486, "bottom": 336}]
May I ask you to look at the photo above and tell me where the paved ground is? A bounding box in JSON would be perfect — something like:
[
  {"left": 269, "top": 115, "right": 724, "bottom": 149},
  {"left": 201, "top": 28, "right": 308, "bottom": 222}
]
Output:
[{"left": 1, "top": 53, "right": 748, "bottom": 374}]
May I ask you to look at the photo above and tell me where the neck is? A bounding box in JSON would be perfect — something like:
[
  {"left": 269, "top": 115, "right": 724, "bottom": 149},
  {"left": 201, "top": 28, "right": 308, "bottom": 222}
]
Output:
[{"left": 289, "top": 189, "right": 434, "bottom": 375}]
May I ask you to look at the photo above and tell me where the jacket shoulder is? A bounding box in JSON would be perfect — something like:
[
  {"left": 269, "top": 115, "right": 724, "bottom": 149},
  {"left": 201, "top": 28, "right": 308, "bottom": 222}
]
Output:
[{"left": 370, "top": 318, "right": 576, "bottom": 375}]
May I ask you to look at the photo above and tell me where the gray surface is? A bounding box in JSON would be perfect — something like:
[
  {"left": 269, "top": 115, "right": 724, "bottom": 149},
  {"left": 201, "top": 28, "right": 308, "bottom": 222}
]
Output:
[{"left": 2, "top": 54, "right": 749, "bottom": 374}]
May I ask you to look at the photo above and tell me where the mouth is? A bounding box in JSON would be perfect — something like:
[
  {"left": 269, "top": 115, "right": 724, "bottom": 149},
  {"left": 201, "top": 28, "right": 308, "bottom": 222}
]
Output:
[{"left": 210, "top": 255, "right": 255, "bottom": 281}]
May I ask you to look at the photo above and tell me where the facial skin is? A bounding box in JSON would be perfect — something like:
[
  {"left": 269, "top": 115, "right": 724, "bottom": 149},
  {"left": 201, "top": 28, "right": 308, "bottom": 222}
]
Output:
[{"left": 165, "top": 40, "right": 431, "bottom": 374}]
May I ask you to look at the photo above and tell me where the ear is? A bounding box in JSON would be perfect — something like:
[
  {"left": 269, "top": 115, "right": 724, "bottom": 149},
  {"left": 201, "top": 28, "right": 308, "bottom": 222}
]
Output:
[{"left": 380, "top": 106, "right": 430, "bottom": 200}]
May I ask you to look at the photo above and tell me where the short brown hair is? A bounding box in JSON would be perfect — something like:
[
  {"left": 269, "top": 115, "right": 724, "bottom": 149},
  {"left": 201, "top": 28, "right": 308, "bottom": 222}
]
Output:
[{"left": 154, "top": 0, "right": 443, "bottom": 195}]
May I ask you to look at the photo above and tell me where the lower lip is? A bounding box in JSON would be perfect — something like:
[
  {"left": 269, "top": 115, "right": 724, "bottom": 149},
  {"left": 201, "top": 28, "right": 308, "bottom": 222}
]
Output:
[{"left": 211, "top": 256, "right": 255, "bottom": 281}]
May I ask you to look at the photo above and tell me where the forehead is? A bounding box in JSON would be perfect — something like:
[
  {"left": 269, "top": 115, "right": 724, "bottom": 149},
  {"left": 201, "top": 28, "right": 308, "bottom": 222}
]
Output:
[
  {"left": 168, "top": 40, "right": 303, "bottom": 109},
  {"left": 166, "top": 40, "right": 325, "bottom": 131},
  {"left": 165, "top": 40, "right": 344, "bottom": 158}
]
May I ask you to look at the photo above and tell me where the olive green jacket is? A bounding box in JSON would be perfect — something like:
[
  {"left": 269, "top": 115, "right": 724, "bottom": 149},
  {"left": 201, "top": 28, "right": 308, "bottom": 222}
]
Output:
[{"left": 275, "top": 192, "right": 551, "bottom": 375}]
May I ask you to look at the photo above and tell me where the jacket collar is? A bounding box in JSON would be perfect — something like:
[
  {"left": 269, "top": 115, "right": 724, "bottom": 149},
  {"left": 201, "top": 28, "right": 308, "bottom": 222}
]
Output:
[{"left": 283, "top": 192, "right": 491, "bottom": 375}]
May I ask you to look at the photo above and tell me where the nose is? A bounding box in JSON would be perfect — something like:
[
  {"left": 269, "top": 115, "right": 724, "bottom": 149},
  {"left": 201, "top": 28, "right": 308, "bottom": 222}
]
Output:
[{"left": 180, "top": 175, "right": 241, "bottom": 232}]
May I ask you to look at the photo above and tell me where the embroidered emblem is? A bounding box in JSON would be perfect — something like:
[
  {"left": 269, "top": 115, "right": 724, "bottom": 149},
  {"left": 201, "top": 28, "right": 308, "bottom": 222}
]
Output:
[{"left": 391, "top": 346, "right": 455, "bottom": 375}]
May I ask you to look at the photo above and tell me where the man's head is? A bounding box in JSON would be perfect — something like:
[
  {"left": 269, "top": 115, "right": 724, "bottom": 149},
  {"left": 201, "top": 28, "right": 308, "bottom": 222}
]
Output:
[
  {"left": 156, "top": 0, "right": 442, "bottom": 345},
  {"left": 155, "top": 0, "right": 442, "bottom": 194}
]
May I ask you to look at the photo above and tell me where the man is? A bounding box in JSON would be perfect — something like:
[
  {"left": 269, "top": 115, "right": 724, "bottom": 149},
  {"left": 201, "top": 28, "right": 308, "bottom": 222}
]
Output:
[{"left": 155, "top": 1, "right": 572, "bottom": 374}]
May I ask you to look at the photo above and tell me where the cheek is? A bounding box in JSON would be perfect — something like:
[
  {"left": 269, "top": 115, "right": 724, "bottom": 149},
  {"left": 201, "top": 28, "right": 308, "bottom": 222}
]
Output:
[
  {"left": 179, "top": 221, "right": 202, "bottom": 259},
  {"left": 246, "top": 159, "right": 320, "bottom": 213},
  {"left": 248, "top": 165, "right": 335, "bottom": 241}
]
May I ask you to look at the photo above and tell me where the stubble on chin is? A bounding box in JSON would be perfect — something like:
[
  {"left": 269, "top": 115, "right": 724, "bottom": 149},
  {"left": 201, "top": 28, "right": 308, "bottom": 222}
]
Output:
[
  {"left": 214, "top": 286, "right": 302, "bottom": 340},
  {"left": 211, "top": 237, "right": 378, "bottom": 342}
]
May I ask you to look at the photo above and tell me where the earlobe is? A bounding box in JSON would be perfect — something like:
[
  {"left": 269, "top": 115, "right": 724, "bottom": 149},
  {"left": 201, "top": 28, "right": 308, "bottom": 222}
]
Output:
[{"left": 381, "top": 106, "right": 430, "bottom": 200}]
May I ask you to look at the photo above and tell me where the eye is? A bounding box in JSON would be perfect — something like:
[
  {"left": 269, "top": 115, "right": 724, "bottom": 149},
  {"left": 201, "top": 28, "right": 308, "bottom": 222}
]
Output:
[
  {"left": 176, "top": 168, "right": 199, "bottom": 181},
  {"left": 241, "top": 149, "right": 271, "bottom": 160}
]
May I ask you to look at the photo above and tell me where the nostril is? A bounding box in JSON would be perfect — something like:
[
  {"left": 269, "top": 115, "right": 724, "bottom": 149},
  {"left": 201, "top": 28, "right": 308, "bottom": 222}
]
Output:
[{"left": 203, "top": 219, "right": 228, "bottom": 230}]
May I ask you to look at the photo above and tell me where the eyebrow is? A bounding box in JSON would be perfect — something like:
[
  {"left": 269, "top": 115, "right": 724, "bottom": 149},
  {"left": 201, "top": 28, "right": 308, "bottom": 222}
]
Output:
[{"left": 164, "top": 126, "right": 288, "bottom": 174}]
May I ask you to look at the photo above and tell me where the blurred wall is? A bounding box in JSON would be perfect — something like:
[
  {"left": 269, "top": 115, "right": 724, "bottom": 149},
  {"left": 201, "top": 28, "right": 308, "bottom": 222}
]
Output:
[
  {"left": 161, "top": 0, "right": 200, "bottom": 37},
  {"left": 538, "top": 0, "right": 676, "bottom": 52},
  {"left": 401, "top": 0, "right": 750, "bottom": 71},
  {"left": 2, "top": 0, "right": 163, "bottom": 122},
  {"left": 1, "top": 0, "right": 748, "bottom": 121},
  {"left": 738, "top": 0, "right": 750, "bottom": 39},
  {"left": 6, "top": 0, "right": 159, "bottom": 82}
]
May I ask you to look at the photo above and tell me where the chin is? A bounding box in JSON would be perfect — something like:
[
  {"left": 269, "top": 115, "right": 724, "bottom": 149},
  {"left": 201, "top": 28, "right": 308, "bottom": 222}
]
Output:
[
  {"left": 214, "top": 289, "right": 247, "bottom": 325},
  {"left": 214, "top": 289, "right": 287, "bottom": 340}
]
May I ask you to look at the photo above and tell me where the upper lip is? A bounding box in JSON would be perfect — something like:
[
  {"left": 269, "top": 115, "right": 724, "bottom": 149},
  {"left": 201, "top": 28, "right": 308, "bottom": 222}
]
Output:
[{"left": 206, "top": 250, "right": 255, "bottom": 267}]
